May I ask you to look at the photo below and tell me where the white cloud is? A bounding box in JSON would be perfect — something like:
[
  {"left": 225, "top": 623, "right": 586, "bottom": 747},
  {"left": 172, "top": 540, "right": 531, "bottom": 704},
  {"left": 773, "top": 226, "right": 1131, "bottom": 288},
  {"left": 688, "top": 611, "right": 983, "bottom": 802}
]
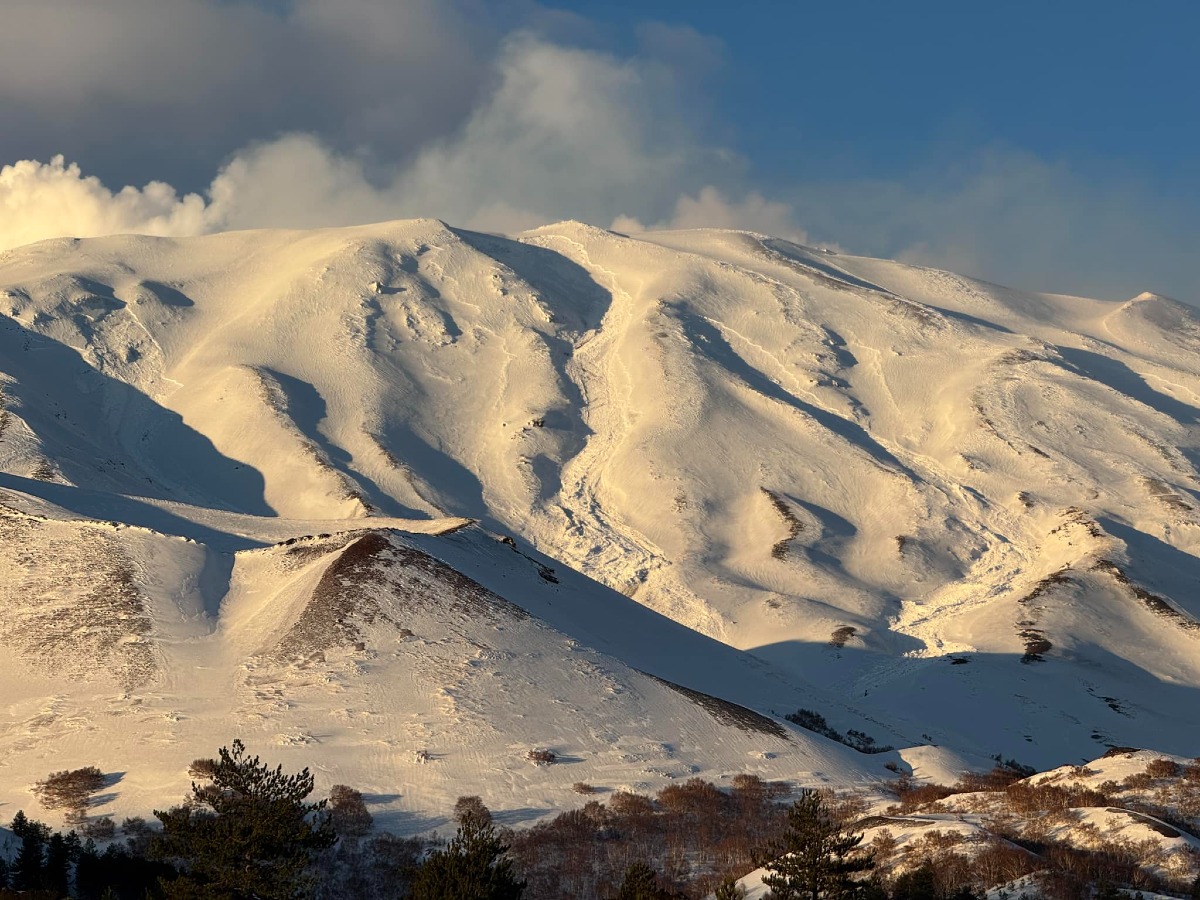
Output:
[
  {"left": 668, "top": 186, "right": 808, "bottom": 242},
  {"left": 1, "top": 6, "right": 1194, "bottom": 304},
  {"left": 0, "top": 156, "right": 211, "bottom": 249},
  {"left": 0, "top": 32, "right": 745, "bottom": 251}
]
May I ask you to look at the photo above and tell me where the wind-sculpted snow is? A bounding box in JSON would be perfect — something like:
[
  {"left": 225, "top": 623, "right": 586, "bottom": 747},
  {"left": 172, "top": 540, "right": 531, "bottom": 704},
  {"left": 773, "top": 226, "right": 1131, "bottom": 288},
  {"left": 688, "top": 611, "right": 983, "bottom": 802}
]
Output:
[{"left": 2, "top": 219, "right": 1200, "bottom": 826}]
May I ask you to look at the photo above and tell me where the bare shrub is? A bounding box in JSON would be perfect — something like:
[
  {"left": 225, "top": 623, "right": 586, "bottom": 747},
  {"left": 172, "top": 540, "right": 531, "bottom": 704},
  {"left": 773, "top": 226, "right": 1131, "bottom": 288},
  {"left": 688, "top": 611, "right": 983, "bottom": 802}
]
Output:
[
  {"left": 509, "top": 778, "right": 789, "bottom": 900},
  {"left": 33, "top": 766, "right": 106, "bottom": 818},
  {"left": 829, "top": 626, "right": 857, "bottom": 648},
  {"left": 608, "top": 791, "right": 655, "bottom": 820},
  {"left": 329, "top": 784, "right": 373, "bottom": 837},
  {"left": 572, "top": 782, "right": 596, "bottom": 794},
  {"left": 820, "top": 788, "right": 870, "bottom": 825},
  {"left": 890, "top": 780, "right": 957, "bottom": 813},
  {"left": 766, "top": 780, "right": 792, "bottom": 799},
  {"left": 1145, "top": 758, "right": 1181, "bottom": 779},
  {"left": 871, "top": 828, "right": 898, "bottom": 859},
  {"left": 731, "top": 774, "right": 766, "bottom": 800},
  {"left": 81, "top": 815, "right": 116, "bottom": 839},
  {"left": 527, "top": 748, "right": 557, "bottom": 766},
  {"left": 121, "top": 816, "right": 154, "bottom": 854},
  {"left": 453, "top": 795, "right": 492, "bottom": 828},
  {"left": 1016, "top": 781, "right": 1110, "bottom": 813},
  {"left": 956, "top": 766, "right": 1029, "bottom": 793},
  {"left": 972, "top": 839, "right": 1039, "bottom": 887},
  {"left": 1122, "top": 773, "right": 1153, "bottom": 790}
]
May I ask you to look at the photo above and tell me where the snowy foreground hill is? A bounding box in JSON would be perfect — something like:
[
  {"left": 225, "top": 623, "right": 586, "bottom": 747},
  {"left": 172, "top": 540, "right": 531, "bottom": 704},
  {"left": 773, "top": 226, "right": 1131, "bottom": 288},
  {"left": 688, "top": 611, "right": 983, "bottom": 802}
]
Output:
[{"left": 0, "top": 219, "right": 1198, "bottom": 828}]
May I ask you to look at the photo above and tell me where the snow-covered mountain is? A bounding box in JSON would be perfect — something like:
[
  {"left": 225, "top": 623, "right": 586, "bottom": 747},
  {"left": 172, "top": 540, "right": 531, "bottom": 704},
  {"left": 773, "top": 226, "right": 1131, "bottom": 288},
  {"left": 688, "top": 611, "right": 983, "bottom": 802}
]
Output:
[{"left": 1, "top": 219, "right": 1198, "bottom": 825}]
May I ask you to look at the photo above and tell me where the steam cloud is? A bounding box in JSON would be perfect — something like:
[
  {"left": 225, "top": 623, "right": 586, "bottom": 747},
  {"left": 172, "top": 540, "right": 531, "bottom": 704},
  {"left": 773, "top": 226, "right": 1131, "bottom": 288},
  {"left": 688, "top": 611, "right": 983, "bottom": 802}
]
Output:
[{"left": 1, "top": 1, "right": 1196, "bottom": 302}]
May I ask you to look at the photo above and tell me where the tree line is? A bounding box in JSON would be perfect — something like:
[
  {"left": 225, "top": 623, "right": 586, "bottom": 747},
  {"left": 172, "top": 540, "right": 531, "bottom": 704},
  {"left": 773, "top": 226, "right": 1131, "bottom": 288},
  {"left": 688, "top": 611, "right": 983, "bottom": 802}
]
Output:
[{"left": 3, "top": 741, "right": 1198, "bottom": 899}]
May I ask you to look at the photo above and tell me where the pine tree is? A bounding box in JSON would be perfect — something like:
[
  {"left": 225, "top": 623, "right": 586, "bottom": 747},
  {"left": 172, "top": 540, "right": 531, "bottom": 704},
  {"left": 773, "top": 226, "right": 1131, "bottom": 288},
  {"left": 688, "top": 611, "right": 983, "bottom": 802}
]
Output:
[
  {"left": 10, "top": 810, "right": 50, "bottom": 892},
  {"left": 715, "top": 874, "right": 748, "bottom": 900},
  {"left": 892, "top": 862, "right": 937, "bottom": 900},
  {"left": 410, "top": 813, "right": 525, "bottom": 900},
  {"left": 761, "top": 790, "right": 872, "bottom": 900},
  {"left": 611, "top": 861, "right": 683, "bottom": 899},
  {"left": 43, "top": 831, "right": 78, "bottom": 897},
  {"left": 151, "top": 739, "right": 334, "bottom": 899}
]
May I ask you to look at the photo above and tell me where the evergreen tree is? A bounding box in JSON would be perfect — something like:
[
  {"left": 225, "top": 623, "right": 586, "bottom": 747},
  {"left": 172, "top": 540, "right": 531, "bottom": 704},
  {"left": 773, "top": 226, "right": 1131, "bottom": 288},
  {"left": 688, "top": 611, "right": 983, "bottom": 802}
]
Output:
[
  {"left": 715, "top": 874, "right": 748, "bottom": 900},
  {"left": 761, "top": 790, "right": 872, "bottom": 900},
  {"left": 43, "top": 831, "right": 78, "bottom": 897},
  {"left": 75, "top": 842, "right": 172, "bottom": 900},
  {"left": 151, "top": 739, "right": 334, "bottom": 899},
  {"left": 892, "top": 862, "right": 937, "bottom": 900},
  {"left": 10, "top": 810, "right": 50, "bottom": 892},
  {"left": 410, "top": 812, "right": 525, "bottom": 900},
  {"left": 611, "top": 861, "right": 683, "bottom": 899}
]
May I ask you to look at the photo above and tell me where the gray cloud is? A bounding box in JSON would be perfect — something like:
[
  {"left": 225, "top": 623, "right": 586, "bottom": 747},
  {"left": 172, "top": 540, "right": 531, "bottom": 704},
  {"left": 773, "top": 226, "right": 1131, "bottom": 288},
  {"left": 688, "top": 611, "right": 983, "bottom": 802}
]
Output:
[
  {"left": 0, "top": 3, "right": 1194, "bottom": 305},
  {"left": 0, "top": 30, "right": 741, "bottom": 249},
  {"left": 0, "top": 0, "right": 490, "bottom": 190}
]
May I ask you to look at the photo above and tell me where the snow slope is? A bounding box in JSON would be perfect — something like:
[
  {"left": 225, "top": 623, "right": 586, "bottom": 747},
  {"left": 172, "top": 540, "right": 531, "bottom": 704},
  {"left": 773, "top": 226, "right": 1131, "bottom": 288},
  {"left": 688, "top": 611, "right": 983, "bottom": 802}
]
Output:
[
  {"left": 0, "top": 487, "right": 888, "bottom": 830},
  {"left": 1, "top": 219, "right": 1199, "bottom": 824}
]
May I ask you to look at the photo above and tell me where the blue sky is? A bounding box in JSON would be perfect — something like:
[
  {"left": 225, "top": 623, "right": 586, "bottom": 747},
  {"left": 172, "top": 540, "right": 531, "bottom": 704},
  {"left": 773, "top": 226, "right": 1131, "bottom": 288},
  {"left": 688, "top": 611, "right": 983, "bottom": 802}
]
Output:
[
  {"left": 0, "top": 0, "right": 1196, "bottom": 301},
  {"left": 557, "top": 1, "right": 1198, "bottom": 188}
]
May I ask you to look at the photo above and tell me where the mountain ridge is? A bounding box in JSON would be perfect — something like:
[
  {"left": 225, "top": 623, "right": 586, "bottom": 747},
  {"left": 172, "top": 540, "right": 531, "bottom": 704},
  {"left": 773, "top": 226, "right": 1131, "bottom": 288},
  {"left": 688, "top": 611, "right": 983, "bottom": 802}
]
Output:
[{"left": 1, "top": 218, "right": 1198, "bottom": 825}]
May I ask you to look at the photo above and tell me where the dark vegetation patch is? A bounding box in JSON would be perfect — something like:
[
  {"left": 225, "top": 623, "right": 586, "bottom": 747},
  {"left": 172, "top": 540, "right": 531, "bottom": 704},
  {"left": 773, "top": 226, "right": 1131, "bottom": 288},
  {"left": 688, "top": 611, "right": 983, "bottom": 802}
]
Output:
[
  {"left": 1050, "top": 508, "right": 1104, "bottom": 539},
  {"left": 275, "top": 530, "right": 530, "bottom": 664},
  {"left": 496, "top": 534, "right": 560, "bottom": 583},
  {"left": 0, "top": 381, "right": 10, "bottom": 438},
  {"left": 887, "top": 297, "right": 945, "bottom": 328},
  {"left": 1101, "top": 747, "right": 1142, "bottom": 758},
  {"left": 1018, "top": 628, "right": 1053, "bottom": 663},
  {"left": 1015, "top": 569, "right": 1073, "bottom": 664},
  {"left": 644, "top": 674, "right": 790, "bottom": 740},
  {"left": 1091, "top": 559, "right": 1200, "bottom": 632},
  {"left": 0, "top": 509, "right": 155, "bottom": 689},
  {"left": 783, "top": 709, "right": 893, "bottom": 754},
  {"left": 31, "top": 459, "right": 59, "bottom": 481},
  {"left": 1086, "top": 687, "right": 1132, "bottom": 717},
  {"left": 997, "top": 348, "right": 1048, "bottom": 365},
  {"left": 1142, "top": 477, "right": 1194, "bottom": 514},
  {"left": 276, "top": 533, "right": 354, "bottom": 569},
  {"left": 972, "top": 399, "right": 1004, "bottom": 439},
  {"left": 761, "top": 488, "right": 804, "bottom": 560},
  {"left": 829, "top": 626, "right": 857, "bottom": 648}
]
